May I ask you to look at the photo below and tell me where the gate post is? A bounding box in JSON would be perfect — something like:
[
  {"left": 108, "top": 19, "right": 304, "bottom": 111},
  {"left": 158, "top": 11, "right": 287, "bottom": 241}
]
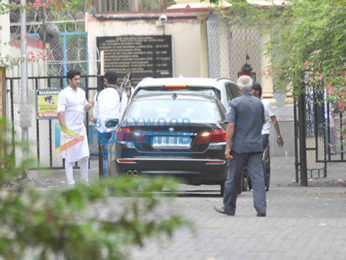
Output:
[{"left": 298, "top": 86, "right": 308, "bottom": 186}]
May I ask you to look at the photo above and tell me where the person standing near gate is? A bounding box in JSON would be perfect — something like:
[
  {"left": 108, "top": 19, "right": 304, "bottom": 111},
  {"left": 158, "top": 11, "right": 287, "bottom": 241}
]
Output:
[
  {"left": 214, "top": 75, "right": 267, "bottom": 217},
  {"left": 251, "top": 83, "right": 284, "bottom": 190},
  {"left": 57, "top": 69, "right": 93, "bottom": 185},
  {"left": 93, "top": 71, "right": 128, "bottom": 177}
]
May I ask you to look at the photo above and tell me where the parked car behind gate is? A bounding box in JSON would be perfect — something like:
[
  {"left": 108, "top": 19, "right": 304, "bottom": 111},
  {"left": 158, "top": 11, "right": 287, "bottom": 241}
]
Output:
[
  {"left": 132, "top": 77, "right": 239, "bottom": 110},
  {"left": 130, "top": 77, "right": 271, "bottom": 192},
  {"left": 108, "top": 77, "right": 271, "bottom": 193},
  {"left": 108, "top": 93, "right": 228, "bottom": 195}
]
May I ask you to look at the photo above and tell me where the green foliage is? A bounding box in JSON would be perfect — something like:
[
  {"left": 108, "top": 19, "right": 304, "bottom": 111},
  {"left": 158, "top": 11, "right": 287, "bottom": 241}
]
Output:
[
  {"left": 0, "top": 119, "right": 35, "bottom": 185},
  {"left": 0, "top": 118, "right": 191, "bottom": 259},
  {"left": 216, "top": 0, "right": 345, "bottom": 103}
]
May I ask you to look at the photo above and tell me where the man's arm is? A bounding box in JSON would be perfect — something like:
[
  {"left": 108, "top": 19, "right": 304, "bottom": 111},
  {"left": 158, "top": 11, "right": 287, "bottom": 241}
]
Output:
[
  {"left": 85, "top": 100, "right": 94, "bottom": 111},
  {"left": 270, "top": 115, "right": 284, "bottom": 147},
  {"left": 57, "top": 112, "right": 66, "bottom": 128},
  {"left": 225, "top": 123, "right": 235, "bottom": 159}
]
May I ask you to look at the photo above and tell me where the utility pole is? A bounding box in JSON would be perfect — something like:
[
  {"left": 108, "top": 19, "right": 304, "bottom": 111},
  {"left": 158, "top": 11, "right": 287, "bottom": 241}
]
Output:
[
  {"left": 41, "top": 4, "right": 48, "bottom": 87},
  {"left": 20, "top": 0, "right": 30, "bottom": 177}
]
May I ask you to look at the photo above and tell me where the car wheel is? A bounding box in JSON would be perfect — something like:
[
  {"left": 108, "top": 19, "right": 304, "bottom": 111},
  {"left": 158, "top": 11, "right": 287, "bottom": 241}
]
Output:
[
  {"left": 247, "top": 174, "right": 252, "bottom": 190},
  {"left": 220, "top": 184, "right": 225, "bottom": 197},
  {"left": 236, "top": 173, "right": 242, "bottom": 194},
  {"left": 241, "top": 170, "right": 250, "bottom": 191},
  {"left": 262, "top": 143, "right": 271, "bottom": 190}
]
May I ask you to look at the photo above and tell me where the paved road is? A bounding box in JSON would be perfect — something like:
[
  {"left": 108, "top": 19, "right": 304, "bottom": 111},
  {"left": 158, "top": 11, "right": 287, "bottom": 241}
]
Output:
[
  {"left": 29, "top": 156, "right": 346, "bottom": 260},
  {"left": 129, "top": 157, "right": 346, "bottom": 260}
]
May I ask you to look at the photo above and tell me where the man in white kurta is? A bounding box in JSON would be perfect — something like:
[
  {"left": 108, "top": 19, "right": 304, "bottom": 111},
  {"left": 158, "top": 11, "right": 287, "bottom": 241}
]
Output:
[{"left": 57, "top": 69, "right": 93, "bottom": 185}]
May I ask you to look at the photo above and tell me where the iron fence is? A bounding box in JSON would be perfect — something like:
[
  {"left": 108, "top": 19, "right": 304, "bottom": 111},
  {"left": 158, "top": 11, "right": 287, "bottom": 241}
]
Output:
[
  {"left": 294, "top": 82, "right": 345, "bottom": 185},
  {"left": 26, "top": 32, "right": 88, "bottom": 78},
  {"left": 206, "top": 12, "right": 262, "bottom": 81},
  {"left": 95, "top": 0, "right": 175, "bottom": 12},
  {"left": 6, "top": 75, "right": 102, "bottom": 169}
]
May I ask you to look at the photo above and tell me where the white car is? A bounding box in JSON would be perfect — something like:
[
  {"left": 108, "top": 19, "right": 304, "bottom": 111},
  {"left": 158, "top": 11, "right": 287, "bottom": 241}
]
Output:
[{"left": 131, "top": 77, "right": 239, "bottom": 109}]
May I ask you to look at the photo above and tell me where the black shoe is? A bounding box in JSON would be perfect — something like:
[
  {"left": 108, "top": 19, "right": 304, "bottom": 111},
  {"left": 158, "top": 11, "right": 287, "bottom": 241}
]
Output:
[
  {"left": 214, "top": 206, "right": 235, "bottom": 216},
  {"left": 257, "top": 212, "right": 266, "bottom": 217},
  {"left": 265, "top": 187, "right": 269, "bottom": 191}
]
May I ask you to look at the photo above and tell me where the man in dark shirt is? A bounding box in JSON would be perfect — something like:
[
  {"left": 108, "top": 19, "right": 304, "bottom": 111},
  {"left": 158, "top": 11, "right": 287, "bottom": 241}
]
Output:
[{"left": 214, "top": 75, "right": 267, "bottom": 217}]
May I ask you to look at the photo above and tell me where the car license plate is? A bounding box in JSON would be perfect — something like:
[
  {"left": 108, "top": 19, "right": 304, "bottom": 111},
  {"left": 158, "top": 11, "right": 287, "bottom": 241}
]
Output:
[{"left": 152, "top": 136, "right": 191, "bottom": 148}]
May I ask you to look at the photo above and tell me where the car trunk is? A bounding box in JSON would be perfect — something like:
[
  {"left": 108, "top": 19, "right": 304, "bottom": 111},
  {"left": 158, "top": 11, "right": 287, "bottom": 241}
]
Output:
[{"left": 117, "top": 122, "right": 221, "bottom": 153}]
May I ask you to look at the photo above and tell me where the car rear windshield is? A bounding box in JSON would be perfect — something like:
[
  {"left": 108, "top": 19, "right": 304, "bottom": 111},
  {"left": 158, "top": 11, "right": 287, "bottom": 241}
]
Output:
[
  {"left": 135, "top": 88, "right": 221, "bottom": 100},
  {"left": 126, "top": 98, "right": 223, "bottom": 123}
]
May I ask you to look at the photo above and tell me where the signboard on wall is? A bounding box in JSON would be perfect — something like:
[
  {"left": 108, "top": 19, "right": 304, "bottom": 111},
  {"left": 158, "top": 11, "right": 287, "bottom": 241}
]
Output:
[
  {"left": 96, "top": 35, "right": 173, "bottom": 85},
  {"left": 0, "top": 69, "right": 5, "bottom": 117},
  {"left": 36, "top": 89, "right": 60, "bottom": 119}
]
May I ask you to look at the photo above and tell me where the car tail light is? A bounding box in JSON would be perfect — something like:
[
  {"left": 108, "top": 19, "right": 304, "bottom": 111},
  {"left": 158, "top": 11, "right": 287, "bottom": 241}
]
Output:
[
  {"left": 196, "top": 131, "right": 212, "bottom": 143},
  {"left": 116, "top": 128, "right": 131, "bottom": 142},
  {"left": 132, "top": 130, "right": 145, "bottom": 143},
  {"left": 164, "top": 85, "right": 187, "bottom": 88},
  {"left": 196, "top": 129, "right": 226, "bottom": 144},
  {"left": 210, "top": 129, "right": 226, "bottom": 142}
]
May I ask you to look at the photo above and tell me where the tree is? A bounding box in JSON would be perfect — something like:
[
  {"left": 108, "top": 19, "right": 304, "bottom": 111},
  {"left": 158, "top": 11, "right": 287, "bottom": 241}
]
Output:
[
  {"left": 0, "top": 118, "right": 191, "bottom": 259},
  {"left": 212, "top": 0, "right": 345, "bottom": 110}
]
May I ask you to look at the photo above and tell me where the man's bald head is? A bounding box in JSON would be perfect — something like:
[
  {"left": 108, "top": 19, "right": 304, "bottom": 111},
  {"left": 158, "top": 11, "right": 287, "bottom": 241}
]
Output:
[{"left": 237, "top": 75, "right": 253, "bottom": 92}]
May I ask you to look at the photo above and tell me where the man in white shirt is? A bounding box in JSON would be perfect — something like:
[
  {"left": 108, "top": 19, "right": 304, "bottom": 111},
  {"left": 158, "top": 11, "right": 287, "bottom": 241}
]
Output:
[
  {"left": 57, "top": 69, "right": 93, "bottom": 185},
  {"left": 251, "top": 83, "right": 283, "bottom": 190},
  {"left": 93, "top": 71, "right": 128, "bottom": 176}
]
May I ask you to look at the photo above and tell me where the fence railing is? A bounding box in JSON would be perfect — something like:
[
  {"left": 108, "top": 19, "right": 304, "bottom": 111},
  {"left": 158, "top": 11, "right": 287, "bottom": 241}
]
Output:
[{"left": 6, "top": 75, "right": 101, "bottom": 169}]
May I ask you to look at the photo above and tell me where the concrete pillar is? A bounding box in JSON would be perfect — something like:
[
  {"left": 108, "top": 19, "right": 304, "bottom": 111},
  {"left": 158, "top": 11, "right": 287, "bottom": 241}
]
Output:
[
  {"left": 197, "top": 13, "right": 209, "bottom": 77},
  {"left": 261, "top": 33, "right": 275, "bottom": 104},
  {"left": 262, "top": 32, "right": 294, "bottom": 107}
]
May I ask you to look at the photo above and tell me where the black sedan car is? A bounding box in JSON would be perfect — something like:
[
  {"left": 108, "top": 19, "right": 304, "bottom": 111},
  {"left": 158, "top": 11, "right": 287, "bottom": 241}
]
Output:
[{"left": 109, "top": 93, "right": 228, "bottom": 195}]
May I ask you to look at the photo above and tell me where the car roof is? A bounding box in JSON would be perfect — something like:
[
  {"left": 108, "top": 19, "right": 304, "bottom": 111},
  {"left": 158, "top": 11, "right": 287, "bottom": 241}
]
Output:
[
  {"left": 136, "top": 77, "right": 235, "bottom": 88},
  {"left": 131, "top": 92, "right": 220, "bottom": 102}
]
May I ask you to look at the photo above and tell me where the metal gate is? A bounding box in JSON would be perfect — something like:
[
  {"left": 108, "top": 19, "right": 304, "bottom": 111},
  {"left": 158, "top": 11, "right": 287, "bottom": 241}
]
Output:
[
  {"left": 26, "top": 32, "right": 89, "bottom": 76},
  {"left": 294, "top": 82, "right": 345, "bottom": 186},
  {"left": 6, "top": 75, "right": 102, "bottom": 169},
  {"left": 206, "top": 12, "right": 262, "bottom": 81}
]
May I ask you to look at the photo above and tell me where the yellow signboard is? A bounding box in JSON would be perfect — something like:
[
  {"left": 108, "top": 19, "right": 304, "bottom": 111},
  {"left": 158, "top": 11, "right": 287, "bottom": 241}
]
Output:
[{"left": 36, "top": 89, "right": 60, "bottom": 119}]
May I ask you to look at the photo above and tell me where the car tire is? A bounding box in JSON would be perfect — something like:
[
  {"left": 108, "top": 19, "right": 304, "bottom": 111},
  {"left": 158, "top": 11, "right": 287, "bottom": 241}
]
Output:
[
  {"left": 236, "top": 173, "right": 242, "bottom": 194},
  {"left": 220, "top": 184, "right": 225, "bottom": 197},
  {"left": 262, "top": 143, "right": 271, "bottom": 190},
  {"left": 242, "top": 169, "right": 251, "bottom": 191}
]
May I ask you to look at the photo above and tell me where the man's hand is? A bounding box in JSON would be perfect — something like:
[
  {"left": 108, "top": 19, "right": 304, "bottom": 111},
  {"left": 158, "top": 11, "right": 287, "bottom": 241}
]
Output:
[
  {"left": 277, "top": 136, "right": 284, "bottom": 147},
  {"left": 224, "top": 147, "right": 233, "bottom": 159},
  {"left": 85, "top": 100, "right": 94, "bottom": 111}
]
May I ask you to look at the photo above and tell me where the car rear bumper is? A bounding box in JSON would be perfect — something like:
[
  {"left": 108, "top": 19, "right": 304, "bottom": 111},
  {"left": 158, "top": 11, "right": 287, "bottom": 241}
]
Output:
[{"left": 113, "top": 157, "right": 227, "bottom": 185}]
